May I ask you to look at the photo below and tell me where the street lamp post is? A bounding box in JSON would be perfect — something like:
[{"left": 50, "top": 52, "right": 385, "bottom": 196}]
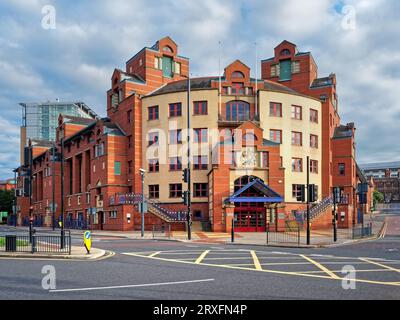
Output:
[
  {"left": 306, "top": 156, "right": 310, "bottom": 245},
  {"left": 140, "top": 168, "right": 146, "bottom": 237},
  {"left": 13, "top": 168, "right": 17, "bottom": 227},
  {"left": 60, "top": 137, "right": 65, "bottom": 249},
  {"left": 186, "top": 76, "right": 192, "bottom": 241},
  {"left": 333, "top": 186, "right": 340, "bottom": 242},
  {"left": 52, "top": 142, "right": 56, "bottom": 231}
]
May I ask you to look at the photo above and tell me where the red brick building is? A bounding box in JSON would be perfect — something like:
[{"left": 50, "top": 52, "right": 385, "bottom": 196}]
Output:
[{"left": 15, "top": 37, "right": 372, "bottom": 232}]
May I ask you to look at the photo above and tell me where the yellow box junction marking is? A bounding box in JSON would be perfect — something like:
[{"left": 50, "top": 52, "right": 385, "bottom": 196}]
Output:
[
  {"left": 122, "top": 250, "right": 400, "bottom": 287},
  {"left": 300, "top": 254, "right": 340, "bottom": 279},
  {"left": 195, "top": 250, "right": 210, "bottom": 264},
  {"left": 250, "top": 250, "right": 262, "bottom": 270},
  {"left": 359, "top": 258, "right": 400, "bottom": 273}
]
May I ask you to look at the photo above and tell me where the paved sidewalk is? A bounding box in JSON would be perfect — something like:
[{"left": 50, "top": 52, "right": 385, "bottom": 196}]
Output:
[
  {"left": 2, "top": 212, "right": 386, "bottom": 248},
  {"left": 0, "top": 245, "right": 108, "bottom": 260}
]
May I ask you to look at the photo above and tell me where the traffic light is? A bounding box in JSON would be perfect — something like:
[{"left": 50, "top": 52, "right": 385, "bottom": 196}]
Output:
[
  {"left": 182, "top": 191, "right": 190, "bottom": 206},
  {"left": 308, "top": 184, "right": 317, "bottom": 203},
  {"left": 296, "top": 185, "right": 305, "bottom": 202},
  {"left": 182, "top": 168, "right": 189, "bottom": 183}
]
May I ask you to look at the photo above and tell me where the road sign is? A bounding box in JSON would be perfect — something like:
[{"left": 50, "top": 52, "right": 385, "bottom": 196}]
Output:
[{"left": 83, "top": 230, "right": 91, "bottom": 254}]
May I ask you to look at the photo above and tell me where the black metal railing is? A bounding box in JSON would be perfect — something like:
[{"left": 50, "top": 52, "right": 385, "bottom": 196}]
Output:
[
  {"left": 266, "top": 226, "right": 300, "bottom": 246},
  {"left": 111, "top": 193, "right": 187, "bottom": 222},
  {"left": 352, "top": 223, "right": 373, "bottom": 239},
  {"left": 64, "top": 218, "right": 88, "bottom": 230},
  {"left": 0, "top": 235, "right": 31, "bottom": 252},
  {"left": 152, "top": 224, "right": 172, "bottom": 239},
  {"left": 0, "top": 231, "right": 71, "bottom": 254}
]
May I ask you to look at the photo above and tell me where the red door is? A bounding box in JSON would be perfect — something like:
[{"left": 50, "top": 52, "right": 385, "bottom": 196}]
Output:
[{"left": 234, "top": 206, "right": 266, "bottom": 232}]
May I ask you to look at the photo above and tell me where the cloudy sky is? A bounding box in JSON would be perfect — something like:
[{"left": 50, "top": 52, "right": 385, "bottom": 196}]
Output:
[{"left": 0, "top": 0, "right": 399, "bottom": 179}]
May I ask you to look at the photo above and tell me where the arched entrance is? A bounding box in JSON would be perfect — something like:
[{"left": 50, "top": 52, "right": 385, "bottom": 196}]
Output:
[{"left": 233, "top": 176, "right": 266, "bottom": 232}]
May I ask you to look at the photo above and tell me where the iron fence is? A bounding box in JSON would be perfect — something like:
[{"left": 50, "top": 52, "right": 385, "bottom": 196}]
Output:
[
  {"left": 0, "top": 235, "right": 31, "bottom": 252},
  {"left": 266, "top": 226, "right": 300, "bottom": 246},
  {"left": 64, "top": 218, "right": 88, "bottom": 230},
  {"left": 352, "top": 223, "right": 373, "bottom": 239},
  {"left": 0, "top": 231, "right": 71, "bottom": 254},
  {"left": 152, "top": 224, "right": 172, "bottom": 240}
]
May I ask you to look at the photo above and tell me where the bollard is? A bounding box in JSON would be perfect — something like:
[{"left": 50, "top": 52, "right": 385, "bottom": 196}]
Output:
[{"left": 231, "top": 218, "right": 234, "bottom": 243}]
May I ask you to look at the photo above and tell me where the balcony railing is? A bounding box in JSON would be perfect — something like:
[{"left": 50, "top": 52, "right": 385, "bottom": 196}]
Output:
[{"left": 218, "top": 114, "right": 260, "bottom": 125}]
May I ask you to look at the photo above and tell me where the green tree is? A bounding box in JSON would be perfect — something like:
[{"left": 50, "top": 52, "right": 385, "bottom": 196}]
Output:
[
  {"left": 0, "top": 189, "right": 15, "bottom": 214},
  {"left": 372, "top": 190, "right": 384, "bottom": 208}
]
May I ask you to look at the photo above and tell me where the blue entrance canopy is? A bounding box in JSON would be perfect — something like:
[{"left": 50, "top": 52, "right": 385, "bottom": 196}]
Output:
[{"left": 225, "top": 178, "right": 284, "bottom": 203}]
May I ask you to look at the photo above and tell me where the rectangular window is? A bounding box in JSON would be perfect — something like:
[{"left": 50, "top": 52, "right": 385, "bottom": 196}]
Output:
[
  {"left": 94, "top": 143, "right": 105, "bottom": 157},
  {"left": 339, "top": 163, "right": 346, "bottom": 176},
  {"left": 310, "top": 109, "right": 318, "bottom": 123},
  {"left": 148, "top": 106, "right": 159, "bottom": 120},
  {"left": 310, "top": 134, "right": 318, "bottom": 148},
  {"left": 194, "top": 183, "right": 208, "bottom": 198},
  {"left": 231, "top": 82, "right": 244, "bottom": 95},
  {"left": 291, "top": 105, "right": 302, "bottom": 120},
  {"left": 149, "top": 185, "right": 159, "bottom": 199},
  {"left": 292, "top": 158, "right": 303, "bottom": 172},
  {"left": 169, "top": 183, "right": 182, "bottom": 198},
  {"left": 127, "top": 110, "right": 132, "bottom": 123},
  {"left": 310, "top": 160, "right": 318, "bottom": 174},
  {"left": 193, "top": 101, "right": 208, "bottom": 115},
  {"left": 155, "top": 57, "right": 162, "bottom": 70},
  {"left": 270, "top": 129, "right": 282, "bottom": 144},
  {"left": 271, "top": 64, "right": 280, "bottom": 77},
  {"left": 262, "top": 151, "right": 269, "bottom": 167},
  {"left": 291, "top": 131, "right": 302, "bottom": 146},
  {"left": 174, "top": 62, "right": 181, "bottom": 75},
  {"left": 169, "top": 129, "right": 182, "bottom": 144},
  {"left": 193, "top": 128, "right": 208, "bottom": 143},
  {"left": 291, "top": 61, "right": 300, "bottom": 74},
  {"left": 114, "top": 161, "right": 121, "bottom": 175},
  {"left": 169, "top": 102, "right": 182, "bottom": 117},
  {"left": 193, "top": 155, "right": 208, "bottom": 170},
  {"left": 109, "top": 211, "right": 117, "bottom": 219},
  {"left": 148, "top": 159, "right": 159, "bottom": 172},
  {"left": 148, "top": 132, "right": 159, "bottom": 146},
  {"left": 169, "top": 157, "right": 182, "bottom": 171},
  {"left": 292, "top": 184, "right": 303, "bottom": 199},
  {"left": 269, "top": 102, "right": 282, "bottom": 117}
]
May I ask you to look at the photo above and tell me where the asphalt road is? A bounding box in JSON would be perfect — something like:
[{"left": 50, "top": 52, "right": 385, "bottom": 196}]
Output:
[{"left": 0, "top": 214, "right": 399, "bottom": 300}]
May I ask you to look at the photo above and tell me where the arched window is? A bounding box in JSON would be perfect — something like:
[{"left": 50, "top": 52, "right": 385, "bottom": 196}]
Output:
[
  {"left": 280, "top": 49, "right": 291, "bottom": 56},
  {"left": 234, "top": 175, "right": 263, "bottom": 192},
  {"left": 163, "top": 46, "right": 173, "bottom": 53},
  {"left": 232, "top": 71, "right": 244, "bottom": 79},
  {"left": 243, "top": 132, "right": 257, "bottom": 143},
  {"left": 226, "top": 101, "right": 250, "bottom": 121}
]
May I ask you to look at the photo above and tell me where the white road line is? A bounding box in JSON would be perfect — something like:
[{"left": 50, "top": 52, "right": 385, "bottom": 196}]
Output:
[{"left": 49, "top": 278, "right": 215, "bottom": 293}]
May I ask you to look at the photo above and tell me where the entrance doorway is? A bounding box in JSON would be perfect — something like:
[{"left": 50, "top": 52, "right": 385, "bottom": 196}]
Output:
[
  {"left": 99, "top": 211, "right": 104, "bottom": 230},
  {"left": 234, "top": 205, "right": 266, "bottom": 232}
]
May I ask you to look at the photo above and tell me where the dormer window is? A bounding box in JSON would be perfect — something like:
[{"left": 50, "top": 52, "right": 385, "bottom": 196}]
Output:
[
  {"left": 280, "top": 49, "right": 291, "bottom": 56},
  {"left": 232, "top": 71, "right": 245, "bottom": 79}
]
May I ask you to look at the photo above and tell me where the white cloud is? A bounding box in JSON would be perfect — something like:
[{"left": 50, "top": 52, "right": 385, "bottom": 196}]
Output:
[{"left": 0, "top": 0, "right": 399, "bottom": 179}]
